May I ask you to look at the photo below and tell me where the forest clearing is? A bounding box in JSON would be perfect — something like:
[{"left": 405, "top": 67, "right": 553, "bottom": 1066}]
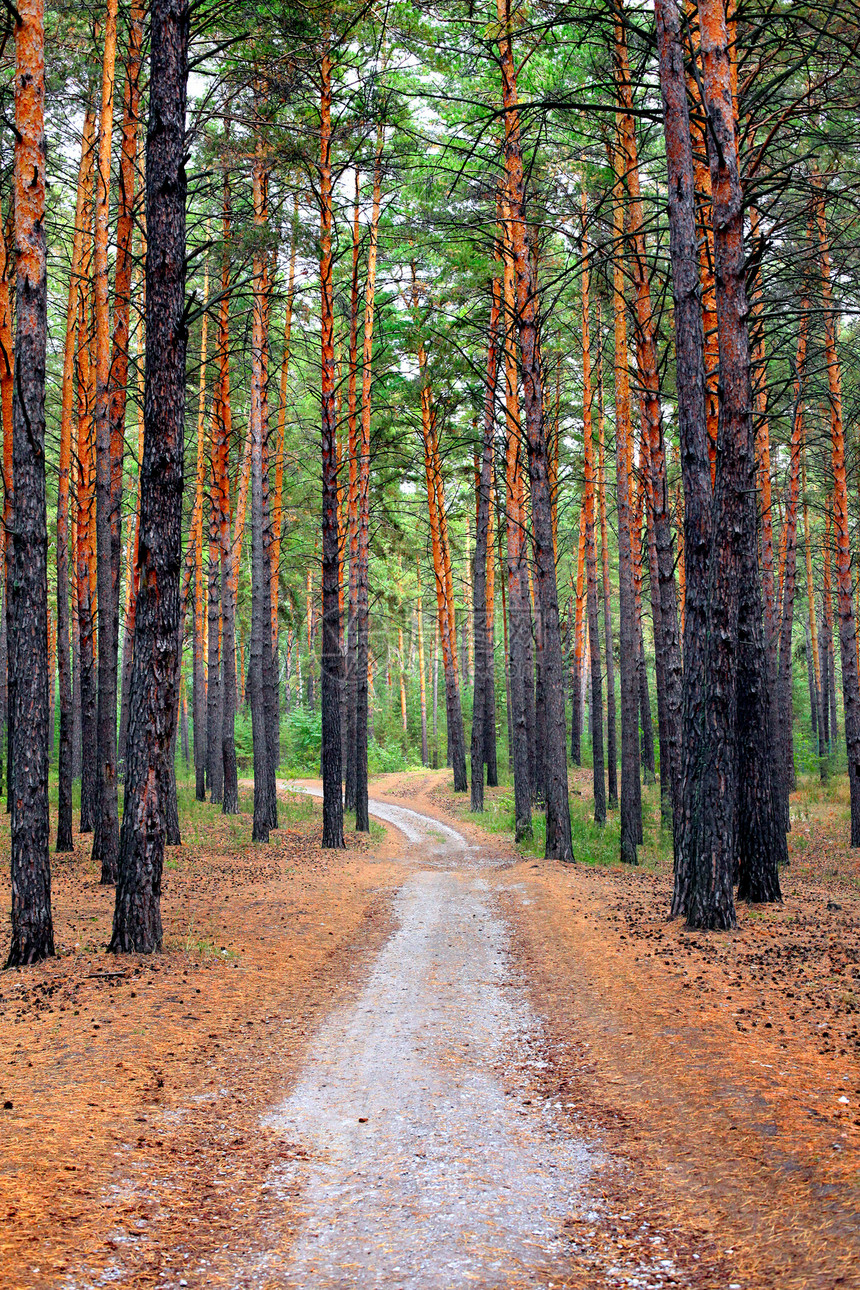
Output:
[{"left": 3, "top": 0, "right": 860, "bottom": 1283}]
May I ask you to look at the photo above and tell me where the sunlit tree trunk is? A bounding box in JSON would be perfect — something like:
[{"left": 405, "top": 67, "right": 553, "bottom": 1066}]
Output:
[
  {"left": 106, "top": 0, "right": 142, "bottom": 776},
  {"left": 685, "top": 6, "right": 720, "bottom": 485},
  {"left": 500, "top": 194, "right": 531, "bottom": 839},
  {"left": 749, "top": 205, "right": 779, "bottom": 772},
  {"left": 76, "top": 164, "right": 98, "bottom": 836},
  {"left": 217, "top": 172, "right": 238, "bottom": 814},
  {"left": 318, "top": 47, "right": 343, "bottom": 847},
  {"left": 249, "top": 120, "right": 270, "bottom": 843},
  {"left": 92, "top": 0, "right": 120, "bottom": 882},
  {"left": 56, "top": 110, "right": 95, "bottom": 853},
  {"left": 206, "top": 453, "right": 222, "bottom": 803},
  {"left": 816, "top": 174, "right": 860, "bottom": 844},
  {"left": 6, "top": 0, "right": 52, "bottom": 966},
  {"left": 192, "top": 232, "right": 209, "bottom": 800}
]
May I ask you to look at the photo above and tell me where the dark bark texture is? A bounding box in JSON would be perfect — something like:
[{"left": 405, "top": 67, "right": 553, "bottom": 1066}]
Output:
[
  {"left": 6, "top": 0, "right": 53, "bottom": 966},
  {"left": 654, "top": 0, "right": 713, "bottom": 914},
  {"left": 109, "top": 0, "right": 188, "bottom": 953}
]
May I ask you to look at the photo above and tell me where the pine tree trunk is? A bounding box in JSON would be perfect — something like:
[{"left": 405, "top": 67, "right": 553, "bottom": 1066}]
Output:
[
  {"left": 644, "top": 449, "right": 671, "bottom": 825},
  {"left": 92, "top": 0, "right": 120, "bottom": 882},
  {"left": 653, "top": 0, "right": 714, "bottom": 910},
  {"left": 471, "top": 283, "right": 500, "bottom": 811},
  {"left": 595, "top": 309, "right": 617, "bottom": 808},
  {"left": 206, "top": 524, "right": 222, "bottom": 803},
  {"left": 0, "top": 204, "right": 13, "bottom": 818},
  {"left": 354, "top": 125, "right": 383, "bottom": 833},
  {"left": 260, "top": 244, "right": 279, "bottom": 831},
  {"left": 76, "top": 184, "right": 98, "bottom": 837},
  {"left": 192, "top": 228, "right": 210, "bottom": 802},
  {"left": 687, "top": 0, "right": 782, "bottom": 925},
  {"left": 270, "top": 199, "right": 295, "bottom": 803},
  {"left": 417, "top": 559, "right": 428, "bottom": 766},
  {"left": 110, "top": 0, "right": 188, "bottom": 952},
  {"left": 750, "top": 205, "right": 780, "bottom": 777},
  {"left": 249, "top": 131, "right": 270, "bottom": 844},
  {"left": 817, "top": 177, "right": 860, "bottom": 844},
  {"left": 6, "top": 0, "right": 53, "bottom": 966},
  {"left": 775, "top": 312, "right": 809, "bottom": 833},
  {"left": 823, "top": 497, "right": 838, "bottom": 748},
  {"left": 434, "top": 428, "right": 467, "bottom": 791},
  {"left": 630, "top": 445, "right": 654, "bottom": 794},
  {"left": 119, "top": 336, "right": 144, "bottom": 769},
  {"left": 484, "top": 460, "right": 498, "bottom": 787},
  {"left": 499, "top": 194, "right": 531, "bottom": 836},
  {"left": 498, "top": 2, "right": 572, "bottom": 857},
  {"left": 581, "top": 206, "right": 605, "bottom": 823},
  {"left": 802, "top": 445, "right": 822, "bottom": 745},
  {"left": 181, "top": 678, "right": 189, "bottom": 768},
  {"left": 615, "top": 6, "right": 682, "bottom": 834},
  {"left": 110, "top": 10, "right": 142, "bottom": 751},
  {"left": 611, "top": 150, "right": 641, "bottom": 864},
  {"left": 72, "top": 583, "right": 82, "bottom": 782},
  {"left": 571, "top": 512, "right": 584, "bottom": 765},
  {"left": 415, "top": 268, "right": 467, "bottom": 794},
  {"left": 318, "top": 47, "right": 343, "bottom": 848},
  {"left": 344, "top": 173, "right": 361, "bottom": 811},
  {"left": 56, "top": 110, "right": 94, "bottom": 854},
  {"left": 216, "top": 185, "right": 238, "bottom": 815}
]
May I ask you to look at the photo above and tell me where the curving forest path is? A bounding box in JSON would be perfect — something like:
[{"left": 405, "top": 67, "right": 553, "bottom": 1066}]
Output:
[{"left": 256, "top": 783, "right": 592, "bottom": 1288}]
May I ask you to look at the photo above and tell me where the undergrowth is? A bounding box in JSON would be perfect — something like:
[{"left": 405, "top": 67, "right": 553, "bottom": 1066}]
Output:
[{"left": 455, "top": 765, "right": 672, "bottom": 868}]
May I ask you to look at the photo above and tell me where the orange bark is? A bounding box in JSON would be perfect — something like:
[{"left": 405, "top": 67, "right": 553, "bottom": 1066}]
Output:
[
  {"left": 58, "top": 108, "right": 96, "bottom": 611},
  {"left": 0, "top": 205, "right": 14, "bottom": 592},
  {"left": 192, "top": 229, "right": 211, "bottom": 716},
  {"left": 802, "top": 434, "right": 821, "bottom": 700},
  {"left": 573, "top": 508, "right": 586, "bottom": 714},
  {"left": 817, "top": 171, "right": 860, "bottom": 837},
  {"left": 229, "top": 423, "right": 253, "bottom": 603},
  {"left": 750, "top": 204, "right": 777, "bottom": 656},
  {"left": 685, "top": 0, "right": 719, "bottom": 481}
]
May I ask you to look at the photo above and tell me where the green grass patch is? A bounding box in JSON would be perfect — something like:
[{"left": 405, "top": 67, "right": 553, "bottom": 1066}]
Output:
[{"left": 463, "top": 771, "right": 672, "bottom": 868}]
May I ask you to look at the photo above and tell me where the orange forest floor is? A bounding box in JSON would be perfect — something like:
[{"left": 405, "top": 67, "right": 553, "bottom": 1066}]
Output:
[{"left": 0, "top": 768, "right": 858, "bottom": 1289}]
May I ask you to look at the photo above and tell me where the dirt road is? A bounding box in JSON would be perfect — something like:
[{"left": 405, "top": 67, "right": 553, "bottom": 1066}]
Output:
[
  {"left": 2, "top": 773, "right": 857, "bottom": 1289},
  {"left": 258, "top": 787, "right": 593, "bottom": 1288}
]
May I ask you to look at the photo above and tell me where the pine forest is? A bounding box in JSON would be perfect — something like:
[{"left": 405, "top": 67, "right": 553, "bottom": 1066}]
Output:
[{"left": 1, "top": 0, "right": 859, "bottom": 1285}]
